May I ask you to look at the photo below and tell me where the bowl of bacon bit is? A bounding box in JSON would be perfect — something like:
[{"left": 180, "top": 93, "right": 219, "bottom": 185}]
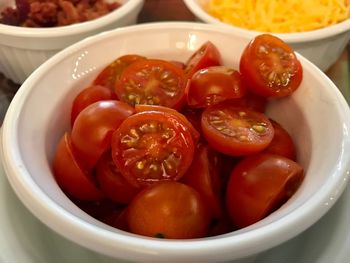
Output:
[
  {"left": 183, "top": 0, "right": 350, "bottom": 72},
  {"left": 2, "top": 22, "right": 350, "bottom": 263},
  {"left": 0, "top": 0, "right": 144, "bottom": 84}
]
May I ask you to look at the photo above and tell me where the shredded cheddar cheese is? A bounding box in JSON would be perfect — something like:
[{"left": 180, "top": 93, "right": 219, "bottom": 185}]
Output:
[{"left": 204, "top": 0, "right": 350, "bottom": 33}]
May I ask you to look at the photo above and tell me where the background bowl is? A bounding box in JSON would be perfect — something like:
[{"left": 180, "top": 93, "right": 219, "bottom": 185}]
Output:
[
  {"left": 2, "top": 22, "right": 350, "bottom": 263},
  {"left": 183, "top": 0, "right": 350, "bottom": 72},
  {"left": 0, "top": 0, "right": 144, "bottom": 84}
]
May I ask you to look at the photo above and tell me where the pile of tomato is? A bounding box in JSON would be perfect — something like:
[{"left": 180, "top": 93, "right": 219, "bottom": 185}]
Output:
[{"left": 52, "top": 34, "right": 305, "bottom": 239}]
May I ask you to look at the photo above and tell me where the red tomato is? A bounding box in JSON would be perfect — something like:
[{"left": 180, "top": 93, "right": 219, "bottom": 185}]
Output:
[
  {"left": 71, "top": 100, "right": 135, "bottom": 170},
  {"left": 229, "top": 91, "right": 267, "bottom": 113},
  {"left": 96, "top": 152, "right": 140, "bottom": 204},
  {"left": 71, "top": 85, "right": 117, "bottom": 126},
  {"left": 201, "top": 102, "right": 274, "bottom": 156},
  {"left": 115, "top": 59, "right": 187, "bottom": 109},
  {"left": 127, "top": 181, "right": 210, "bottom": 239},
  {"left": 181, "top": 144, "right": 223, "bottom": 219},
  {"left": 52, "top": 133, "right": 103, "bottom": 200},
  {"left": 263, "top": 119, "right": 297, "bottom": 160},
  {"left": 240, "top": 34, "right": 303, "bottom": 98},
  {"left": 111, "top": 111, "right": 195, "bottom": 187},
  {"left": 187, "top": 66, "right": 246, "bottom": 108},
  {"left": 226, "top": 154, "right": 304, "bottom": 228},
  {"left": 134, "top": 104, "right": 200, "bottom": 144},
  {"left": 181, "top": 107, "right": 203, "bottom": 137},
  {"left": 93, "top": 54, "right": 146, "bottom": 90},
  {"left": 184, "top": 41, "right": 222, "bottom": 78}
]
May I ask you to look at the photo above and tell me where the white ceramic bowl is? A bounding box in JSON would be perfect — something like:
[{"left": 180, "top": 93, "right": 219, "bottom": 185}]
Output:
[
  {"left": 183, "top": 0, "right": 350, "bottom": 72},
  {"left": 2, "top": 22, "right": 350, "bottom": 263},
  {"left": 0, "top": 0, "right": 144, "bottom": 84}
]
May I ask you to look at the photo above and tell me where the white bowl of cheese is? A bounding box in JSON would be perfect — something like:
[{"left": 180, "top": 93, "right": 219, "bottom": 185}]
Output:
[{"left": 183, "top": 0, "right": 350, "bottom": 71}]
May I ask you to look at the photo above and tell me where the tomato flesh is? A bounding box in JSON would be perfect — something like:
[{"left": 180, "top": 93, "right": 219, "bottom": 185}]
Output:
[
  {"left": 111, "top": 111, "right": 195, "bottom": 187},
  {"left": 201, "top": 103, "right": 274, "bottom": 156},
  {"left": 115, "top": 59, "right": 187, "bottom": 109},
  {"left": 240, "top": 34, "right": 302, "bottom": 98}
]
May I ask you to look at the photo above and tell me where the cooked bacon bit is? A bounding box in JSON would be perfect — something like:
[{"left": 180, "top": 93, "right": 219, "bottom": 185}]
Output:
[{"left": 0, "top": 0, "right": 121, "bottom": 27}]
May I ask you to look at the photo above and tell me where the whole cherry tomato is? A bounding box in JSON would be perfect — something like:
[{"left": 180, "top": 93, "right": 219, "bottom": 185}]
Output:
[
  {"left": 115, "top": 59, "right": 187, "bottom": 109},
  {"left": 181, "top": 144, "right": 223, "bottom": 219},
  {"left": 263, "top": 119, "right": 297, "bottom": 160},
  {"left": 187, "top": 66, "right": 246, "bottom": 108},
  {"left": 226, "top": 154, "right": 304, "bottom": 228},
  {"left": 71, "top": 100, "right": 135, "bottom": 170},
  {"left": 127, "top": 181, "right": 210, "bottom": 239},
  {"left": 184, "top": 41, "right": 222, "bottom": 78},
  {"left": 52, "top": 133, "right": 103, "bottom": 200},
  {"left": 201, "top": 102, "right": 274, "bottom": 156},
  {"left": 111, "top": 111, "right": 195, "bottom": 187},
  {"left": 71, "top": 85, "right": 117, "bottom": 126},
  {"left": 93, "top": 54, "right": 146, "bottom": 90},
  {"left": 96, "top": 152, "right": 140, "bottom": 204},
  {"left": 240, "top": 34, "right": 303, "bottom": 98}
]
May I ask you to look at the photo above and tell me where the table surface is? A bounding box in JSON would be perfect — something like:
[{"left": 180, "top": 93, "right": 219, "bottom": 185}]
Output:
[{"left": 0, "top": 0, "right": 349, "bottom": 123}]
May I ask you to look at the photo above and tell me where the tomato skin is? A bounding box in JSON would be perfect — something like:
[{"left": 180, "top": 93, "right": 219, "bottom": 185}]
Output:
[
  {"left": 240, "top": 34, "right": 303, "bottom": 98},
  {"left": 115, "top": 59, "right": 187, "bottom": 110},
  {"left": 71, "top": 100, "right": 135, "bottom": 170},
  {"left": 181, "top": 144, "right": 223, "bottom": 219},
  {"left": 201, "top": 102, "right": 274, "bottom": 156},
  {"left": 229, "top": 92, "right": 267, "bottom": 113},
  {"left": 52, "top": 133, "right": 103, "bottom": 200},
  {"left": 134, "top": 104, "right": 200, "bottom": 144},
  {"left": 71, "top": 85, "right": 117, "bottom": 126},
  {"left": 96, "top": 152, "right": 140, "bottom": 204},
  {"left": 111, "top": 111, "right": 195, "bottom": 187},
  {"left": 226, "top": 154, "right": 304, "bottom": 228},
  {"left": 93, "top": 54, "right": 146, "bottom": 90},
  {"left": 187, "top": 66, "right": 246, "bottom": 108},
  {"left": 263, "top": 119, "right": 297, "bottom": 160},
  {"left": 127, "top": 181, "right": 210, "bottom": 239},
  {"left": 184, "top": 41, "right": 222, "bottom": 78}
]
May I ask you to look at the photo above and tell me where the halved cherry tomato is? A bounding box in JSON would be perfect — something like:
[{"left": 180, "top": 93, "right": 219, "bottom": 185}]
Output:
[
  {"left": 240, "top": 34, "right": 303, "bottom": 98},
  {"left": 226, "top": 154, "right": 304, "bottom": 228},
  {"left": 127, "top": 181, "right": 210, "bottom": 239},
  {"left": 111, "top": 111, "right": 195, "bottom": 187},
  {"left": 201, "top": 102, "right": 274, "bottom": 156},
  {"left": 181, "top": 107, "right": 203, "bottom": 137},
  {"left": 52, "top": 133, "right": 103, "bottom": 200},
  {"left": 115, "top": 59, "right": 187, "bottom": 109},
  {"left": 96, "top": 152, "right": 140, "bottom": 204},
  {"left": 71, "top": 100, "right": 135, "bottom": 170},
  {"left": 134, "top": 104, "right": 200, "bottom": 144},
  {"left": 93, "top": 54, "right": 146, "bottom": 90},
  {"left": 263, "top": 119, "right": 297, "bottom": 160},
  {"left": 184, "top": 41, "right": 222, "bottom": 78},
  {"left": 187, "top": 66, "right": 246, "bottom": 108},
  {"left": 229, "top": 91, "right": 267, "bottom": 113},
  {"left": 181, "top": 144, "right": 223, "bottom": 219},
  {"left": 71, "top": 85, "right": 117, "bottom": 126}
]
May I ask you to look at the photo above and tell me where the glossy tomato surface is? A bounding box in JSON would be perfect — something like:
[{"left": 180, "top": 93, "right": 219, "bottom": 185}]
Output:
[
  {"left": 115, "top": 59, "right": 187, "bottom": 109},
  {"left": 184, "top": 41, "right": 222, "bottom": 78},
  {"left": 71, "top": 100, "right": 135, "bottom": 170},
  {"left": 71, "top": 85, "right": 117, "bottom": 126},
  {"left": 226, "top": 154, "right": 304, "bottom": 228},
  {"left": 240, "top": 34, "right": 303, "bottom": 98},
  {"left": 187, "top": 66, "right": 246, "bottom": 108},
  {"left": 127, "top": 181, "right": 210, "bottom": 239},
  {"left": 111, "top": 111, "right": 195, "bottom": 187},
  {"left": 96, "top": 152, "right": 140, "bottom": 204},
  {"left": 52, "top": 133, "right": 103, "bottom": 200},
  {"left": 93, "top": 54, "right": 146, "bottom": 90},
  {"left": 201, "top": 102, "right": 274, "bottom": 156}
]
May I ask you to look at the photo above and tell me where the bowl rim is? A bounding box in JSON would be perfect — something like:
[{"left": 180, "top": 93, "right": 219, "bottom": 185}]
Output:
[
  {"left": 0, "top": 0, "right": 144, "bottom": 38},
  {"left": 2, "top": 21, "right": 350, "bottom": 261},
  {"left": 183, "top": 0, "right": 350, "bottom": 43}
]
